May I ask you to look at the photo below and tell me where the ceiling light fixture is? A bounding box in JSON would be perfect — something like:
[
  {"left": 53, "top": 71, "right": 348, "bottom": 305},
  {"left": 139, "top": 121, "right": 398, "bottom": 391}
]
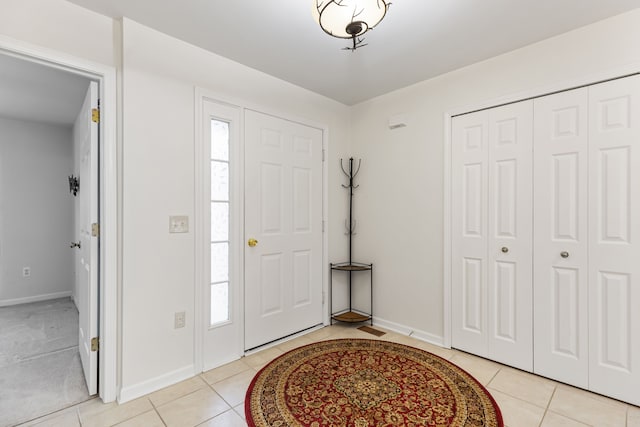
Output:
[{"left": 312, "top": 0, "right": 390, "bottom": 51}]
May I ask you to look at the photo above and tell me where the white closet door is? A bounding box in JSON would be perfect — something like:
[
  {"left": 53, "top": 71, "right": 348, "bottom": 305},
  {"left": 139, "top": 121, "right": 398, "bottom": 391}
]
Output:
[
  {"left": 452, "top": 110, "right": 489, "bottom": 356},
  {"left": 487, "top": 101, "right": 533, "bottom": 371},
  {"left": 587, "top": 75, "right": 640, "bottom": 405},
  {"left": 533, "top": 88, "right": 589, "bottom": 388},
  {"left": 452, "top": 103, "right": 533, "bottom": 369}
]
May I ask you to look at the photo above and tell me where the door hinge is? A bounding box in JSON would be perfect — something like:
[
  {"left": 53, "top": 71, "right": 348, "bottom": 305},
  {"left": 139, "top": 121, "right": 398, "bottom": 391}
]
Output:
[
  {"left": 91, "top": 337, "right": 99, "bottom": 352},
  {"left": 322, "top": 149, "right": 326, "bottom": 162},
  {"left": 91, "top": 108, "right": 100, "bottom": 123},
  {"left": 322, "top": 220, "right": 325, "bottom": 233},
  {"left": 91, "top": 223, "right": 100, "bottom": 237}
]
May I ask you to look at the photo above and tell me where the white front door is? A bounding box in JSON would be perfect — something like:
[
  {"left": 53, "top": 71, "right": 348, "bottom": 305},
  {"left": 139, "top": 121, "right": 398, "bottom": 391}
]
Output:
[
  {"left": 74, "top": 81, "right": 99, "bottom": 395},
  {"left": 244, "top": 110, "right": 323, "bottom": 350},
  {"left": 533, "top": 87, "right": 589, "bottom": 388},
  {"left": 587, "top": 75, "right": 640, "bottom": 404},
  {"left": 200, "top": 100, "right": 243, "bottom": 371}
]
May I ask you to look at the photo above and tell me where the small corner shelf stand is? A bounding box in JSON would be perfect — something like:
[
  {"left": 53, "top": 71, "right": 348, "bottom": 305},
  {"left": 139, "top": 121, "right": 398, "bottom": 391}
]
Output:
[{"left": 330, "top": 157, "right": 373, "bottom": 325}]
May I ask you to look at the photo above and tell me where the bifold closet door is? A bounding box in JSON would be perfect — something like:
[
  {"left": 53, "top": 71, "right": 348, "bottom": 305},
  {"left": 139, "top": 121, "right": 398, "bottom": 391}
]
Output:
[
  {"left": 587, "top": 75, "right": 640, "bottom": 405},
  {"left": 487, "top": 102, "right": 533, "bottom": 370},
  {"left": 452, "top": 110, "right": 488, "bottom": 356},
  {"left": 533, "top": 88, "right": 589, "bottom": 388},
  {"left": 452, "top": 101, "right": 533, "bottom": 371}
]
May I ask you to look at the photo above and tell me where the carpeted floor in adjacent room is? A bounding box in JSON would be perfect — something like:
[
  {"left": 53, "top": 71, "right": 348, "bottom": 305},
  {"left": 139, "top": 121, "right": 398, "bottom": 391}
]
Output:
[{"left": 0, "top": 298, "right": 91, "bottom": 427}]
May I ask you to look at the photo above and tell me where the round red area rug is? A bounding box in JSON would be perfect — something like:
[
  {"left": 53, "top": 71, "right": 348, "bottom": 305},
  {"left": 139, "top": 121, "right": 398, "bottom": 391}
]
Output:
[{"left": 245, "top": 339, "right": 503, "bottom": 427}]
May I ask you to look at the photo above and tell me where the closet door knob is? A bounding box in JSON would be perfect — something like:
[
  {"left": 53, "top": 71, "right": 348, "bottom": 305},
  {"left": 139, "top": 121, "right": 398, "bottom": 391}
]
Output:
[
  {"left": 560, "top": 251, "right": 569, "bottom": 258},
  {"left": 501, "top": 247, "right": 509, "bottom": 253}
]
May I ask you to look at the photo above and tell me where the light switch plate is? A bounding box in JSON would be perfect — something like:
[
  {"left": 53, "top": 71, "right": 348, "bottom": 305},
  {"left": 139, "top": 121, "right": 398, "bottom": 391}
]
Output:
[{"left": 169, "top": 215, "right": 189, "bottom": 233}]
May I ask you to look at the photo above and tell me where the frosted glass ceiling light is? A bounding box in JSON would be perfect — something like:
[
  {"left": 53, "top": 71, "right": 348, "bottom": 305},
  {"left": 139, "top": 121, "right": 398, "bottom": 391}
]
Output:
[{"left": 313, "top": 0, "right": 390, "bottom": 51}]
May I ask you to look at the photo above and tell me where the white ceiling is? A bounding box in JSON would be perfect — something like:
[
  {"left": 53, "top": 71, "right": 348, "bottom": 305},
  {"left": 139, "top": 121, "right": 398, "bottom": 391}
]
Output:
[
  {"left": 1, "top": 0, "right": 638, "bottom": 123},
  {"left": 0, "top": 53, "right": 90, "bottom": 126},
  {"left": 65, "top": 0, "right": 640, "bottom": 105}
]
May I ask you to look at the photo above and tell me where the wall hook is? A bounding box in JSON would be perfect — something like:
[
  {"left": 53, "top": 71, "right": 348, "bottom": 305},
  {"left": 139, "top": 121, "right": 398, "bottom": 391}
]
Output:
[{"left": 68, "top": 175, "right": 79, "bottom": 196}]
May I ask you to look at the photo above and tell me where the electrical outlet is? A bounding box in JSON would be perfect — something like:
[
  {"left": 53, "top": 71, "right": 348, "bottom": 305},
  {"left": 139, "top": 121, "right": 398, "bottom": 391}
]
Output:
[
  {"left": 22, "top": 267, "right": 31, "bottom": 277},
  {"left": 174, "top": 311, "right": 186, "bottom": 329}
]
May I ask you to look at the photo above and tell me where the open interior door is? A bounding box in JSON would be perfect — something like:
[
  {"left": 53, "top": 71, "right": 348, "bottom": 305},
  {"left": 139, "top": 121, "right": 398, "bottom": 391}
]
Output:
[{"left": 74, "top": 81, "right": 99, "bottom": 395}]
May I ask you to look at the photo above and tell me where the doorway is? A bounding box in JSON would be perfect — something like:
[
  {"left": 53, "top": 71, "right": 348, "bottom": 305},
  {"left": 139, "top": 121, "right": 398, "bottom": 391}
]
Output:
[
  {"left": 0, "top": 40, "right": 117, "bottom": 421},
  {"left": 196, "top": 94, "right": 326, "bottom": 371},
  {"left": 0, "top": 52, "right": 97, "bottom": 426}
]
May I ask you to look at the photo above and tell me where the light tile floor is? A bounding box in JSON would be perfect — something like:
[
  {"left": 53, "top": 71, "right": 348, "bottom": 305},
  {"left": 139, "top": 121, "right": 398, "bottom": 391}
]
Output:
[{"left": 17, "top": 324, "right": 640, "bottom": 427}]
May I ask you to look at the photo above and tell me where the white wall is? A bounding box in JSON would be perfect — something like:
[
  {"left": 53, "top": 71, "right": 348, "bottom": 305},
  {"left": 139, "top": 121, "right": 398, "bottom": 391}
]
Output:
[
  {"left": 0, "top": 0, "right": 114, "bottom": 67},
  {"left": 350, "top": 9, "right": 640, "bottom": 343},
  {"left": 0, "top": 117, "right": 74, "bottom": 305},
  {"left": 119, "top": 19, "right": 351, "bottom": 400}
]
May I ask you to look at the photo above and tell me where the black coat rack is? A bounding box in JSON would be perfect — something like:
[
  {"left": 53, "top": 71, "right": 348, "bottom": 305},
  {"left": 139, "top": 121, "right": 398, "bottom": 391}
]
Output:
[
  {"left": 341, "top": 157, "right": 361, "bottom": 264},
  {"left": 329, "top": 157, "right": 373, "bottom": 325}
]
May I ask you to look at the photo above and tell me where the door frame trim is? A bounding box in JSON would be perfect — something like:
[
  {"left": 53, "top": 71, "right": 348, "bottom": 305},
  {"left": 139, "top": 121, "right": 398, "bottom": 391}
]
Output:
[
  {"left": 194, "top": 88, "right": 329, "bottom": 373},
  {"left": 0, "top": 36, "right": 119, "bottom": 401},
  {"left": 443, "top": 62, "right": 640, "bottom": 350}
]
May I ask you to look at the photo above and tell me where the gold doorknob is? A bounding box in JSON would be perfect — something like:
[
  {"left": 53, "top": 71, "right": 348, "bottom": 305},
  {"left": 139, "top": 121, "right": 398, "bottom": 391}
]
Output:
[{"left": 248, "top": 238, "right": 258, "bottom": 247}]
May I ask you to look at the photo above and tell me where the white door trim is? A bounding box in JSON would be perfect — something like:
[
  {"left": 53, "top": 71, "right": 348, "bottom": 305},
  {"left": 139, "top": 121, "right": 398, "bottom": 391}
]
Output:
[
  {"left": 194, "top": 88, "right": 329, "bottom": 371},
  {"left": 0, "top": 35, "right": 119, "bottom": 403},
  {"left": 444, "top": 62, "right": 640, "bottom": 350}
]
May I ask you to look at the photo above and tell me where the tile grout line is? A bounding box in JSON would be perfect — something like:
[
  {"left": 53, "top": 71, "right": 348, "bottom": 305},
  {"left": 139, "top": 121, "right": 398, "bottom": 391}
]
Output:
[
  {"left": 147, "top": 395, "right": 168, "bottom": 427},
  {"left": 199, "top": 365, "right": 252, "bottom": 386},
  {"left": 537, "top": 385, "right": 558, "bottom": 427},
  {"left": 204, "top": 376, "right": 239, "bottom": 411},
  {"left": 624, "top": 405, "right": 631, "bottom": 427},
  {"left": 194, "top": 408, "right": 240, "bottom": 427},
  {"left": 486, "top": 365, "right": 502, "bottom": 386},
  {"left": 104, "top": 397, "right": 155, "bottom": 427}
]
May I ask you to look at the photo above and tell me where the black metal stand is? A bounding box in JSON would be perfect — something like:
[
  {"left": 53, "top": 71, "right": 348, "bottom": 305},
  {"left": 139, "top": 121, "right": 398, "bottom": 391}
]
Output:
[{"left": 329, "top": 158, "right": 373, "bottom": 325}]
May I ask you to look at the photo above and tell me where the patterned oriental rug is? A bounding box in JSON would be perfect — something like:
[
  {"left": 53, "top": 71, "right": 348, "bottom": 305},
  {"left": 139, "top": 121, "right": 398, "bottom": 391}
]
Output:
[{"left": 245, "top": 339, "right": 503, "bottom": 427}]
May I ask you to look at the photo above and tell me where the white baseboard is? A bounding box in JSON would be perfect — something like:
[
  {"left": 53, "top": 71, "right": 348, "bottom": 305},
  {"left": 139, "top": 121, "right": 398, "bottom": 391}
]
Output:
[
  {"left": 0, "top": 291, "right": 72, "bottom": 307},
  {"left": 373, "top": 316, "right": 446, "bottom": 348},
  {"left": 118, "top": 365, "right": 195, "bottom": 404}
]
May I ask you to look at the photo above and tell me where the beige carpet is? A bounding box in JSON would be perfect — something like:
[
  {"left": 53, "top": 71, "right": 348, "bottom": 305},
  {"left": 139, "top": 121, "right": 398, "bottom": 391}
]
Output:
[{"left": 0, "top": 298, "right": 91, "bottom": 427}]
